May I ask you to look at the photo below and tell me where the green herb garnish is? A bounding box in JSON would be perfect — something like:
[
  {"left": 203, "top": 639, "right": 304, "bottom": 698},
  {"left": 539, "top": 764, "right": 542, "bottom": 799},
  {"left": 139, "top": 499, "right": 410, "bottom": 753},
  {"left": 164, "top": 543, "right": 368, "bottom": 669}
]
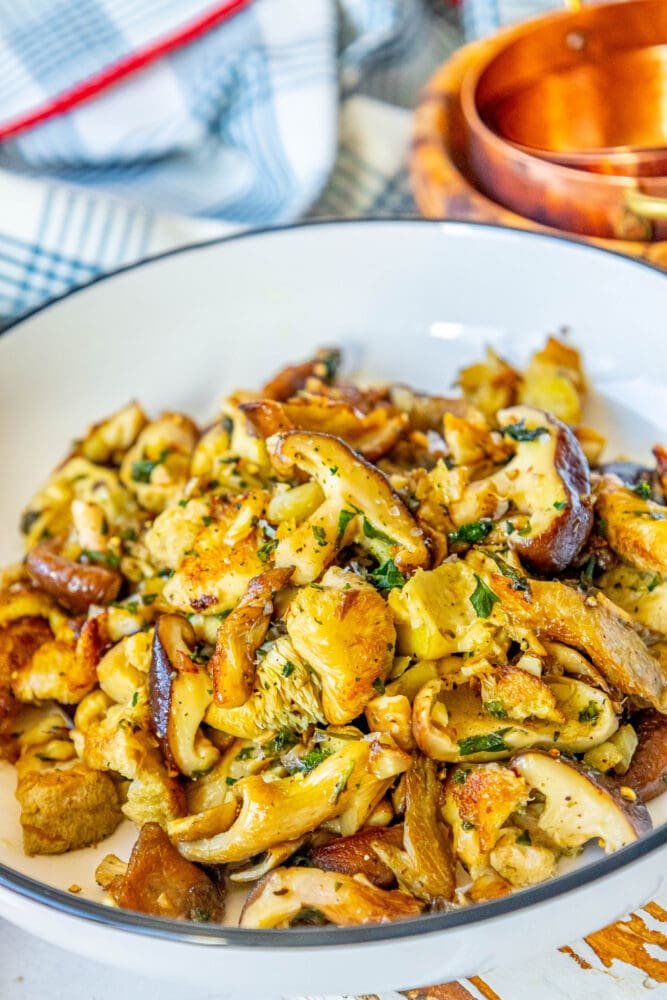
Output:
[
  {"left": 330, "top": 762, "right": 354, "bottom": 804},
  {"left": 131, "top": 448, "right": 170, "bottom": 484},
  {"left": 80, "top": 549, "right": 120, "bottom": 569},
  {"left": 285, "top": 746, "right": 334, "bottom": 775},
  {"left": 503, "top": 420, "right": 547, "bottom": 442},
  {"left": 370, "top": 559, "right": 406, "bottom": 591},
  {"left": 282, "top": 661, "right": 295, "bottom": 678},
  {"left": 634, "top": 481, "right": 652, "bottom": 499},
  {"left": 457, "top": 728, "right": 513, "bottom": 756},
  {"left": 20, "top": 510, "right": 41, "bottom": 534},
  {"left": 578, "top": 701, "right": 600, "bottom": 724},
  {"left": 516, "top": 830, "right": 531, "bottom": 846},
  {"left": 452, "top": 769, "right": 468, "bottom": 785},
  {"left": 484, "top": 700, "right": 508, "bottom": 719},
  {"left": 469, "top": 574, "right": 499, "bottom": 618},
  {"left": 372, "top": 677, "right": 386, "bottom": 695},
  {"left": 336, "top": 508, "right": 357, "bottom": 543},
  {"left": 362, "top": 518, "right": 397, "bottom": 545},
  {"left": 447, "top": 520, "right": 493, "bottom": 545},
  {"left": 311, "top": 524, "right": 327, "bottom": 546},
  {"left": 257, "top": 537, "right": 278, "bottom": 562}
]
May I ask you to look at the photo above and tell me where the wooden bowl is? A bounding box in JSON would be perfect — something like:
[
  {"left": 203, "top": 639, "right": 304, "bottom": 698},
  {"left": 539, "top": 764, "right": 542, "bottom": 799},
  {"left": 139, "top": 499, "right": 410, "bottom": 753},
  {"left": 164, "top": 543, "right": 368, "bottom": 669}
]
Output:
[
  {"left": 409, "top": 34, "right": 667, "bottom": 269},
  {"left": 460, "top": 0, "right": 667, "bottom": 241},
  {"left": 483, "top": 29, "right": 667, "bottom": 177}
]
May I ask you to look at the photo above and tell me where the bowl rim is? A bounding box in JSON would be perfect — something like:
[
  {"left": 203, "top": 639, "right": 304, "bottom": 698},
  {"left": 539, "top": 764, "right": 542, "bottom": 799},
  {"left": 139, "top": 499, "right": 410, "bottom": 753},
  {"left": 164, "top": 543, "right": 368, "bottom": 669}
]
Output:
[{"left": 0, "top": 216, "right": 665, "bottom": 947}]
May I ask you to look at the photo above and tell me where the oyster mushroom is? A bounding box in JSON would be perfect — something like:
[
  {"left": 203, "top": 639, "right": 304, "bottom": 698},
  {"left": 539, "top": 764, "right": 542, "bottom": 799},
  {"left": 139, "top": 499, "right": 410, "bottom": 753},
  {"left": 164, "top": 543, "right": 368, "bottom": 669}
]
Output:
[
  {"left": 210, "top": 567, "right": 294, "bottom": 709},
  {"left": 596, "top": 479, "right": 667, "bottom": 576},
  {"left": 262, "top": 347, "right": 341, "bottom": 401},
  {"left": 149, "top": 615, "right": 219, "bottom": 777},
  {"left": 371, "top": 756, "right": 455, "bottom": 904},
  {"left": 240, "top": 867, "right": 422, "bottom": 928},
  {"left": 241, "top": 396, "right": 408, "bottom": 462},
  {"left": 511, "top": 749, "right": 652, "bottom": 853},
  {"left": 26, "top": 540, "right": 121, "bottom": 614},
  {"left": 412, "top": 675, "right": 618, "bottom": 763},
  {"left": 267, "top": 431, "right": 429, "bottom": 585},
  {"left": 492, "top": 574, "right": 667, "bottom": 711},
  {"left": 99, "top": 822, "right": 225, "bottom": 922},
  {"left": 174, "top": 735, "right": 410, "bottom": 865}
]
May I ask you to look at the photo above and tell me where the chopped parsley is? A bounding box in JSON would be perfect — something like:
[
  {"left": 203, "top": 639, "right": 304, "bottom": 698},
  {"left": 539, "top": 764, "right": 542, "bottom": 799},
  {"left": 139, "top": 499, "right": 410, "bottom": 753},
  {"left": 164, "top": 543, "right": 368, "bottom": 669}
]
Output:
[
  {"left": 263, "top": 730, "right": 298, "bottom": 755},
  {"left": 648, "top": 576, "right": 661, "bottom": 592},
  {"left": 462, "top": 820, "right": 476, "bottom": 831},
  {"left": 285, "top": 746, "right": 333, "bottom": 775},
  {"left": 202, "top": 515, "right": 214, "bottom": 527},
  {"left": 517, "top": 522, "right": 532, "bottom": 537},
  {"left": 484, "top": 700, "right": 508, "bottom": 719},
  {"left": 282, "top": 660, "right": 295, "bottom": 678},
  {"left": 235, "top": 745, "right": 256, "bottom": 761},
  {"left": 311, "top": 524, "right": 327, "bottom": 547},
  {"left": 80, "top": 550, "right": 120, "bottom": 569},
  {"left": 131, "top": 691, "right": 139, "bottom": 708},
  {"left": 372, "top": 677, "right": 386, "bottom": 695},
  {"left": 634, "top": 481, "right": 652, "bottom": 499},
  {"left": 362, "top": 518, "right": 397, "bottom": 546},
  {"left": 131, "top": 448, "right": 170, "bottom": 484},
  {"left": 142, "top": 593, "right": 157, "bottom": 605},
  {"left": 452, "top": 769, "right": 468, "bottom": 785},
  {"left": 458, "top": 728, "right": 513, "bottom": 756},
  {"left": 447, "top": 519, "right": 493, "bottom": 545},
  {"left": 336, "top": 508, "right": 357, "bottom": 543},
  {"left": 578, "top": 701, "right": 600, "bottom": 724},
  {"left": 370, "top": 559, "right": 406, "bottom": 591},
  {"left": 225, "top": 776, "right": 237, "bottom": 786},
  {"left": 482, "top": 550, "right": 530, "bottom": 593},
  {"left": 503, "top": 420, "right": 547, "bottom": 442},
  {"left": 516, "top": 830, "right": 531, "bottom": 846},
  {"left": 553, "top": 500, "right": 569, "bottom": 511},
  {"left": 257, "top": 537, "right": 278, "bottom": 562},
  {"left": 469, "top": 574, "right": 499, "bottom": 618}
]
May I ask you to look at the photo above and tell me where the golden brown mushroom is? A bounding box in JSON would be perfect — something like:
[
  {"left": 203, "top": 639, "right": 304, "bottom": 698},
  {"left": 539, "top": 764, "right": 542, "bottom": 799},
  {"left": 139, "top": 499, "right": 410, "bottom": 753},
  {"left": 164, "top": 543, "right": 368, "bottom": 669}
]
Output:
[
  {"left": 210, "top": 566, "right": 294, "bottom": 709},
  {"left": 239, "top": 867, "right": 422, "bottom": 928}
]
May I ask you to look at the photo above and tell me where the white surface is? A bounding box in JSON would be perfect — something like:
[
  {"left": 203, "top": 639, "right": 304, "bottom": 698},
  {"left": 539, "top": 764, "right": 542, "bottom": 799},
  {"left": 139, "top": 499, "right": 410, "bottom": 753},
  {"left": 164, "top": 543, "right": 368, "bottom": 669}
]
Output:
[{"left": 0, "top": 221, "right": 665, "bottom": 994}]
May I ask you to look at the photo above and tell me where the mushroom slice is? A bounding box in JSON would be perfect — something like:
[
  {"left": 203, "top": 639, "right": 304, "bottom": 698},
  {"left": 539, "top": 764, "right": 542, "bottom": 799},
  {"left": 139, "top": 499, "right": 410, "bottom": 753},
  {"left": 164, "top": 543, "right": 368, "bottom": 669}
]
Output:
[
  {"left": 492, "top": 574, "right": 667, "bottom": 711},
  {"left": 261, "top": 347, "right": 341, "bottom": 401},
  {"left": 26, "top": 540, "right": 121, "bottom": 614},
  {"left": 490, "top": 406, "right": 592, "bottom": 574},
  {"left": 174, "top": 735, "right": 409, "bottom": 865},
  {"left": 285, "top": 573, "right": 396, "bottom": 724},
  {"left": 511, "top": 750, "right": 652, "bottom": 853},
  {"left": 307, "top": 825, "right": 404, "bottom": 889},
  {"left": 267, "top": 431, "right": 429, "bottom": 585},
  {"left": 239, "top": 868, "right": 422, "bottom": 928},
  {"left": 104, "top": 822, "right": 225, "bottom": 922},
  {"left": 242, "top": 396, "right": 408, "bottom": 463},
  {"left": 371, "top": 756, "right": 455, "bottom": 904},
  {"left": 210, "top": 567, "right": 293, "bottom": 709},
  {"left": 596, "top": 480, "right": 667, "bottom": 576},
  {"left": 412, "top": 675, "right": 618, "bottom": 763},
  {"left": 619, "top": 711, "right": 667, "bottom": 802},
  {"left": 149, "top": 614, "right": 219, "bottom": 777},
  {"left": 388, "top": 386, "right": 470, "bottom": 433},
  {"left": 442, "top": 763, "right": 529, "bottom": 877}
]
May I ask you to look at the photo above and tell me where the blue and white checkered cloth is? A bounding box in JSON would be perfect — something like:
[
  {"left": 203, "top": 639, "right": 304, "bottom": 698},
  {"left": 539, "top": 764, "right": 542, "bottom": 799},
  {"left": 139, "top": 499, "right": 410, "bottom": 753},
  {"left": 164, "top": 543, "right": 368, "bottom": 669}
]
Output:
[{"left": 0, "top": 0, "right": 553, "bottom": 326}]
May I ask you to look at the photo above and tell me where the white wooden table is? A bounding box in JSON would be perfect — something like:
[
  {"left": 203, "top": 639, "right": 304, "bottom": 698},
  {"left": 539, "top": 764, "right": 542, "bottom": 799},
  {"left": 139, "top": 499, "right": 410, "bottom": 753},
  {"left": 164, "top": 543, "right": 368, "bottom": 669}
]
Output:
[{"left": 1, "top": 895, "right": 664, "bottom": 1000}]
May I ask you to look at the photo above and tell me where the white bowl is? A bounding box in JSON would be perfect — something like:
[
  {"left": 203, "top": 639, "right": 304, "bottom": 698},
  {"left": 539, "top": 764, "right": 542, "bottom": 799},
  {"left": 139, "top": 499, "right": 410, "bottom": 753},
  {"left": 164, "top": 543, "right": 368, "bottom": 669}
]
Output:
[{"left": 0, "top": 220, "right": 665, "bottom": 995}]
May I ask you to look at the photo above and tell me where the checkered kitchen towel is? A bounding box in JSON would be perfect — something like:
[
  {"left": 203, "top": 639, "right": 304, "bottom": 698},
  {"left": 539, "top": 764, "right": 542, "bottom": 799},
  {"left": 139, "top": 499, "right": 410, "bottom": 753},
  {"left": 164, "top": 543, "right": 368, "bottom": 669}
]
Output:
[{"left": 0, "top": 0, "right": 463, "bottom": 326}]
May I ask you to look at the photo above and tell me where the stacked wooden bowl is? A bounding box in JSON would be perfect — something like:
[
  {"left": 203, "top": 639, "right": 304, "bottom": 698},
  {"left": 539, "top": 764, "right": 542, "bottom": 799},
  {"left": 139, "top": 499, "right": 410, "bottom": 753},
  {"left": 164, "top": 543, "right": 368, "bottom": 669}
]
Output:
[{"left": 410, "top": 0, "right": 667, "bottom": 268}]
